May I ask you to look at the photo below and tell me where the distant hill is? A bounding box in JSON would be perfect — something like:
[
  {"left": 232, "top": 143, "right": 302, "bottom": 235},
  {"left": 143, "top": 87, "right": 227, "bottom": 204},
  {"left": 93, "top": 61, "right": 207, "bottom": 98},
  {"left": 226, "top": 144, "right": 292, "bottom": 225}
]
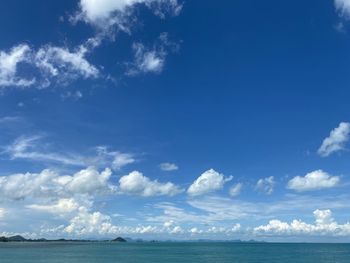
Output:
[
  {"left": 7, "top": 235, "right": 27, "bottom": 242},
  {"left": 112, "top": 237, "right": 127, "bottom": 242}
]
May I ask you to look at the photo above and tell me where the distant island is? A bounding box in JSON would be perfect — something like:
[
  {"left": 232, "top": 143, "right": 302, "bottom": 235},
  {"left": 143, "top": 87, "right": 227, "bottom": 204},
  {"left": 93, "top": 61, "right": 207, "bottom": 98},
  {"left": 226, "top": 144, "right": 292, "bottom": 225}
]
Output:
[{"left": 0, "top": 235, "right": 128, "bottom": 243}]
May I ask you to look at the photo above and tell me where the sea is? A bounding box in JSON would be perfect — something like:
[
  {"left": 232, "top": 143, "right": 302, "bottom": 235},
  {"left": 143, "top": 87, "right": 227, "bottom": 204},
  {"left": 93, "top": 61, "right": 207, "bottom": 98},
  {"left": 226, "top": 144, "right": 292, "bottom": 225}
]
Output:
[{"left": 1, "top": 242, "right": 350, "bottom": 263}]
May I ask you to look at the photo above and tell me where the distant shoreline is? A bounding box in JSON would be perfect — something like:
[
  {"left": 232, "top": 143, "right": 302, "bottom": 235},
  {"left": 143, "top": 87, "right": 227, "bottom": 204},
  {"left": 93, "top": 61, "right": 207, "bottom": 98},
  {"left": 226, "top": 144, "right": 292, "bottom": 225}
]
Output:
[{"left": 1, "top": 235, "right": 350, "bottom": 244}]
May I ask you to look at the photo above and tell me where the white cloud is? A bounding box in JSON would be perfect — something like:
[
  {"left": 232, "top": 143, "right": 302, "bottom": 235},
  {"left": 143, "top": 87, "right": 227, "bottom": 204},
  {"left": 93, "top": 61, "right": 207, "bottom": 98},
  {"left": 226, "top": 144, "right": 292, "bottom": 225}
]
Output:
[
  {"left": 187, "top": 169, "right": 233, "bottom": 197},
  {"left": 0, "top": 40, "right": 99, "bottom": 89},
  {"left": 335, "top": 0, "right": 350, "bottom": 18},
  {"left": 229, "top": 183, "right": 242, "bottom": 197},
  {"left": 5, "top": 135, "right": 86, "bottom": 166},
  {"left": 0, "top": 208, "right": 5, "bottom": 219},
  {"left": 27, "top": 198, "right": 80, "bottom": 216},
  {"left": 35, "top": 45, "right": 99, "bottom": 86},
  {"left": 255, "top": 176, "right": 275, "bottom": 195},
  {"left": 0, "top": 0, "right": 181, "bottom": 90},
  {"left": 126, "top": 33, "right": 179, "bottom": 75},
  {"left": 64, "top": 210, "right": 119, "bottom": 236},
  {"left": 0, "top": 44, "right": 35, "bottom": 87},
  {"left": 0, "top": 116, "right": 21, "bottom": 124},
  {"left": 95, "top": 146, "right": 135, "bottom": 170},
  {"left": 0, "top": 167, "right": 114, "bottom": 201},
  {"left": 58, "top": 167, "right": 113, "bottom": 196},
  {"left": 189, "top": 227, "right": 203, "bottom": 235},
  {"left": 287, "top": 170, "right": 340, "bottom": 192},
  {"left": 254, "top": 209, "right": 350, "bottom": 236},
  {"left": 206, "top": 224, "right": 241, "bottom": 235},
  {"left": 4, "top": 136, "right": 135, "bottom": 170},
  {"left": 76, "top": 0, "right": 182, "bottom": 29},
  {"left": 119, "top": 171, "right": 182, "bottom": 197},
  {"left": 159, "top": 162, "right": 178, "bottom": 171},
  {"left": 128, "top": 42, "right": 166, "bottom": 75},
  {"left": 318, "top": 122, "right": 350, "bottom": 157},
  {"left": 169, "top": 225, "right": 184, "bottom": 234}
]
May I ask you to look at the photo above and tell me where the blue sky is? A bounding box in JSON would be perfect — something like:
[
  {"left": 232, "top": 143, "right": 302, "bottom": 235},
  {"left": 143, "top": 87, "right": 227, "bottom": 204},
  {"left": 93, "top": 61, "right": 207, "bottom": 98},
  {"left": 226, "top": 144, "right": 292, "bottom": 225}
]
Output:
[{"left": 1, "top": 0, "right": 350, "bottom": 241}]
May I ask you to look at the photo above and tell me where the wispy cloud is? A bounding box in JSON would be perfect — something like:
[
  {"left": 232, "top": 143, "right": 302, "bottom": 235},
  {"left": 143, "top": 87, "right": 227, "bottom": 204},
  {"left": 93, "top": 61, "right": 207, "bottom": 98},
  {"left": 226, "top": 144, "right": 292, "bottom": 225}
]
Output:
[
  {"left": 255, "top": 176, "right": 275, "bottom": 195},
  {"left": 318, "top": 122, "right": 350, "bottom": 157},
  {"left": 0, "top": 44, "right": 35, "bottom": 87},
  {"left": 229, "top": 183, "right": 242, "bottom": 197},
  {"left": 335, "top": 0, "right": 350, "bottom": 19},
  {"left": 3, "top": 135, "right": 136, "bottom": 170},
  {"left": 126, "top": 33, "right": 179, "bottom": 75}
]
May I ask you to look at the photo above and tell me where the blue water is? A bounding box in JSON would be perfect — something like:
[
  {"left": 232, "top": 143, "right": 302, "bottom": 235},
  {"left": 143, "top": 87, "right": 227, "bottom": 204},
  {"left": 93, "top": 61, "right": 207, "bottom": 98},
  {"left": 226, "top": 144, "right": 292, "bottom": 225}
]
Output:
[{"left": 1, "top": 242, "right": 350, "bottom": 262}]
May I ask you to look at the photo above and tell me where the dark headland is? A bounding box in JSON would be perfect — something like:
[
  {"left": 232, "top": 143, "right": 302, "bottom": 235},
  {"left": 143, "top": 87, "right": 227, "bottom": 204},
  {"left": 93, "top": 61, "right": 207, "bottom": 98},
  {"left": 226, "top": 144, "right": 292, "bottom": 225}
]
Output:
[{"left": 0, "top": 235, "right": 127, "bottom": 243}]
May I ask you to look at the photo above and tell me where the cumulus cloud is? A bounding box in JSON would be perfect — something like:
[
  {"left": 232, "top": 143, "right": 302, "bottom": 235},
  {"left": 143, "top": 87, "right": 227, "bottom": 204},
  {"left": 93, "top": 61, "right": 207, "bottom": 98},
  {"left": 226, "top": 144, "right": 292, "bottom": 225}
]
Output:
[
  {"left": 0, "top": 167, "right": 114, "bottom": 201},
  {"left": 318, "top": 122, "right": 350, "bottom": 157},
  {"left": 0, "top": 44, "right": 35, "bottom": 87},
  {"left": 229, "top": 183, "right": 242, "bottom": 197},
  {"left": 335, "top": 0, "right": 350, "bottom": 18},
  {"left": 119, "top": 171, "right": 182, "bottom": 197},
  {"left": 187, "top": 169, "right": 233, "bottom": 197},
  {"left": 254, "top": 209, "right": 350, "bottom": 236},
  {"left": 159, "top": 162, "right": 178, "bottom": 171},
  {"left": 287, "top": 170, "right": 340, "bottom": 192},
  {"left": 64, "top": 210, "right": 120, "bottom": 236},
  {"left": 255, "top": 176, "right": 275, "bottom": 195},
  {"left": 76, "top": 0, "right": 182, "bottom": 30}
]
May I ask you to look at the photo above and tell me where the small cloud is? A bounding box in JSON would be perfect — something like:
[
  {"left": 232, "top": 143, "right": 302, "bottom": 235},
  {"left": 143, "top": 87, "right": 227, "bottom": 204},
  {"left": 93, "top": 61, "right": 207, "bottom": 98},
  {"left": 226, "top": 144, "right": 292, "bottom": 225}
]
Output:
[
  {"left": 61, "top": 91, "right": 83, "bottom": 101},
  {"left": 318, "top": 122, "right": 350, "bottom": 157},
  {"left": 187, "top": 169, "right": 233, "bottom": 197},
  {"left": 229, "top": 183, "right": 242, "bottom": 197},
  {"left": 335, "top": 0, "right": 350, "bottom": 19},
  {"left": 255, "top": 176, "right": 275, "bottom": 195},
  {"left": 119, "top": 171, "right": 183, "bottom": 197},
  {"left": 126, "top": 33, "right": 179, "bottom": 76},
  {"left": 287, "top": 170, "right": 340, "bottom": 192},
  {"left": 0, "top": 44, "right": 35, "bottom": 88},
  {"left": 0, "top": 208, "right": 5, "bottom": 219},
  {"left": 159, "top": 162, "right": 178, "bottom": 171},
  {"left": 0, "top": 116, "right": 21, "bottom": 124},
  {"left": 335, "top": 21, "right": 346, "bottom": 33}
]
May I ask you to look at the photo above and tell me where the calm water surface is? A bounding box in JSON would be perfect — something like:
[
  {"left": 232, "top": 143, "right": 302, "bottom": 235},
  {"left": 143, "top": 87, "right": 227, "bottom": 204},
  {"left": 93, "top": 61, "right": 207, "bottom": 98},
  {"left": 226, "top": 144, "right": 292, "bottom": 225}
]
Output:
[{"left": 1, "top": 242, "right": 350, "bottom": 263}]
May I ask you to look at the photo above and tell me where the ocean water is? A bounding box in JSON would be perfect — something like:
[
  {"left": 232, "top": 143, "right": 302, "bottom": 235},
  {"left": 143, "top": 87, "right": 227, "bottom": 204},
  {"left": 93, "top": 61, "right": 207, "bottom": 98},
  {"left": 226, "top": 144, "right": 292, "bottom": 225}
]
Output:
[{"left": 1, "top": 242, "right": 350, "bottom": 263}]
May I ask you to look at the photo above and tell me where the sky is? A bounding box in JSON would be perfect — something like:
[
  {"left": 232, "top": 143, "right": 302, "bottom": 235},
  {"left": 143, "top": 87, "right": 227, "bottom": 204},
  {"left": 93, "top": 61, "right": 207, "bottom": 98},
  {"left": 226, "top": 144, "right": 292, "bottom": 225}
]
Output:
[{"left": 1, "top": 0, "right": 350, "bottom": 242}]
